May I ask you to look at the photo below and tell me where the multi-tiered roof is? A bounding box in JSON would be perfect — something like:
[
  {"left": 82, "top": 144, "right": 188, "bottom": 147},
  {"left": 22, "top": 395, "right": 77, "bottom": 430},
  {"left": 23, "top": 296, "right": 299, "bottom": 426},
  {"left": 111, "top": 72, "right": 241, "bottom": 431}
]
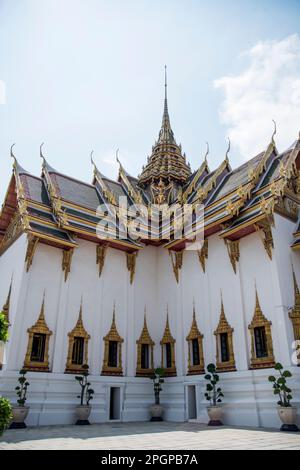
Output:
[{"left": 1, "top": 77, "right": 300, "bottom": 257}]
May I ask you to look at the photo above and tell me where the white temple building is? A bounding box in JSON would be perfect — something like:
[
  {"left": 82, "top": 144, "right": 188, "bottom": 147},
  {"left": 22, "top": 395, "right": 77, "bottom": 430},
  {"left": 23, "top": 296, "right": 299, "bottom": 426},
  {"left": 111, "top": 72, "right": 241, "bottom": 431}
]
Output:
[{"left": 0, "top": 76, "right": 299, "bottom": 428}]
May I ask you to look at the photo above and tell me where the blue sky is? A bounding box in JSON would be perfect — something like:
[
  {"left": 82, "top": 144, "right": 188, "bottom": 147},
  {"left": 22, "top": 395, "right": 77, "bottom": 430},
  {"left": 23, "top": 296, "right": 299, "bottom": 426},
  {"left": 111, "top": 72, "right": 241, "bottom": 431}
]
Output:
[{"left": 1, "top": 0, "right": 300, "bottom": 203}]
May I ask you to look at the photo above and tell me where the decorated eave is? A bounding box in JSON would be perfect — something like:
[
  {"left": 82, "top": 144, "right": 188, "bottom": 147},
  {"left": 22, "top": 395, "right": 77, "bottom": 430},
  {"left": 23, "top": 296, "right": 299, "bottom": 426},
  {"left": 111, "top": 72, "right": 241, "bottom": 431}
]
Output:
[
  {"left": 0, "top": 153, "right": 143, "bottom": 258},
  {"left": 166, "top": 133, "right": 300, "bottom": 251}
]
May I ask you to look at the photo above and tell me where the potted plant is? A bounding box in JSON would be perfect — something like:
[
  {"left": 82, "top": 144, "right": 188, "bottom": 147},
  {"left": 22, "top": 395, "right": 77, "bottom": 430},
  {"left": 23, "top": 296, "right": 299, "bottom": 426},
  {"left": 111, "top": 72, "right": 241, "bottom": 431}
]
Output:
[
  {"left": 10, "top": 369, "right": 30, "bottom": 429},
  {"left": 268, "top": 363, "right": 299, "bottom": 432},
  {"left": 204, "top": 363, "right": 224, "bottom": 426},
  {"left": 149, "top": 367, "right": 165, "bottom": 421},
  {"left": 75, "top": 364, "right": 94, "bottom": 425},
  {"left": 0, "top": 396, "right": 12, "bottom": 436}
]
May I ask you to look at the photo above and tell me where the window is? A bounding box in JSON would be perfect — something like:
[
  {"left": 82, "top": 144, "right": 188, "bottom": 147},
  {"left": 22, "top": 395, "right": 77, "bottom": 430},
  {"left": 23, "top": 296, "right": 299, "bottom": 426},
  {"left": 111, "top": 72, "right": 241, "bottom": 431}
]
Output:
[
  {"left": 220, "top": 333, "right": 229, "bottom": 362},
  {"left": 254, "top": 327, "right": 268, "bottom": 358},
  {"left": 108, "top": 341, "right": 118, "bottom": 368},
  {"left": 30, "top": 333, "right": 46, "bottom": 362},
  {"left": 166, "top": 343, "right": 172, "bottom": 368},
  {"left": 192, "top": 339, "right": 200, "bottom": 366},
  {"left": 141, "top": 344, "right": 149, "bottom": 369},
  {"left": 71, "top": 337, "right": 84, "bottom": 365}
]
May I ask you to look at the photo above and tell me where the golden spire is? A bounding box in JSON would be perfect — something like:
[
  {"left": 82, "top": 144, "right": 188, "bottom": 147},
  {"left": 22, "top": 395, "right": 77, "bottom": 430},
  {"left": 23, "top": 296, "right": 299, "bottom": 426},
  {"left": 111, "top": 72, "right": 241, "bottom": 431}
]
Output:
[
  {"left": 137, "top": 306, "right": 154, "bottom": 345},
  {"left": 292, "top": 266, "right": 300, "bottom": 308},
  {"left": 103, "top": 301, "right": 123, "bottom": 343},
  {"left": 157, "top": 65, "right": 176, "bottom": 145},
  {"left": 250, "top": 283, "right": 269, "bottom": 324},
  {"left": 161, "top": 306, "right": 176, "bottom": 344},
  {"left": 2, "top": 277, "right": 13, "bottom": 321}
]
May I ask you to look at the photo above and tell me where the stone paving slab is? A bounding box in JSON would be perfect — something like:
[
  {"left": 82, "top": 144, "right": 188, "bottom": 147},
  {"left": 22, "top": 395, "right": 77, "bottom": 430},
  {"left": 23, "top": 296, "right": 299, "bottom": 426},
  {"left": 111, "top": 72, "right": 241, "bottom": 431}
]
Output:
[{"left": 0, "top": 422, "right": 300, "bottom": 450}]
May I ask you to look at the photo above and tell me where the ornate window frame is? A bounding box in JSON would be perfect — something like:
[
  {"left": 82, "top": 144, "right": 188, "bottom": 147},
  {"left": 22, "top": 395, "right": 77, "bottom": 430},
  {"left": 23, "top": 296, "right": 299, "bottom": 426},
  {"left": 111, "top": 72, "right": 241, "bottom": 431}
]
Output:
[
  {"left": 214, "top": 296, "right": 236, "bottom": 372},
  {"left": 65, "top": 301, "right": 90, "bottom": 374},
  {"left": 186, "top": 304, "right": 204, "bottom": 375},
  {"left": 289, "top": 269, "right": 300, "bottom": 345},
  {"left": 23, "top": 295, "right": 52, "bottom": 372},
  {"left": 136, "top": 309, "right": 155, "bottom": 377},
  {"left": 248, "top": 288, "right": 275, "bottom": 369},
  {"left": 160, "top": 312, "right": 176, "bottom": 377},
  {"left": 101, "top": 305, "right": 124, "bottom": 376}
]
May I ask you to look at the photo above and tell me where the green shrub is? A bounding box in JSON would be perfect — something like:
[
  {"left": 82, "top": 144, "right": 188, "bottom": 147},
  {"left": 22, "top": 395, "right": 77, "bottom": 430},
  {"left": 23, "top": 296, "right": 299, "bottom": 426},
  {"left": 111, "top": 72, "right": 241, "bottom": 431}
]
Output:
[
  {"left": 0, "top": 312, "right": 9, "bottom": 342},
  {"left": 268, "top": 363, "right": 293, "bottom": 407},
  {"left": 0, "top": 396, "right": 12, "bottom": 436},
  {"left": 15, "top": 369, "right": 30, "bottom": 406},
  {"left": 204, "top": 363, "right": 224, "bottom": 406},
  {"left": 75, "top": 364, "right": 94, "bottom": 405}
]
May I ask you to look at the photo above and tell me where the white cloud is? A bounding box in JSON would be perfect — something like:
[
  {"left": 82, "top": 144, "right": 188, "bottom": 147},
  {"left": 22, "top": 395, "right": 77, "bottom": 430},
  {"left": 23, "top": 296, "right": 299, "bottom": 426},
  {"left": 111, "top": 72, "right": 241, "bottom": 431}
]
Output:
[
  {"left": 215, "top": 34, "right": 300, "bottom": 160},
  {"left": 0, "top": 80, "right": 6, "bottom": 104}
]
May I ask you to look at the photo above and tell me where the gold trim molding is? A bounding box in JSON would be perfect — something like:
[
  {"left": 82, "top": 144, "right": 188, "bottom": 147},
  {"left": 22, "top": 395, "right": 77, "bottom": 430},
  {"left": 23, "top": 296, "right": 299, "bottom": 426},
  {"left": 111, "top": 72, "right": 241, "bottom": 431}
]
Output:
[
  {"left": 23, "top": 294, "right": 52, "bottom": 372},
  {"left": 248, "top": 287, "right": 275, "bottom": 369},
  {"left": 136, "top": 308, "right": 155, "bottom": 377},
  {"left": 160, "top": 311, "right": 176, "bottom": 377},
  {"left": 289, "top": 269, "right": 300, "bottom": 343},
  {"left": 2, "top": 278, "right": 12, "bottom": 323},
  {"left": 186, "top": 303, "right": 204, "bottom": 375},
  {"left": 214, "top": 295, "right": 236, "bottom": 372},
  {"left": 65, "top": 300, "right": 90, "bottom": 374},
  {"left": 101, "top": 304, "right": 124, "bottom": 376}
]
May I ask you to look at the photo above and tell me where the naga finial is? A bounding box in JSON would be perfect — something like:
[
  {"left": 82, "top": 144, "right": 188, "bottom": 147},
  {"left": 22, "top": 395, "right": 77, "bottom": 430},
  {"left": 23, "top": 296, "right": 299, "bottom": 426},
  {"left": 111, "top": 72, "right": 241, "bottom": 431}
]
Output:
[
  {"left": 271, "top": 119, "right": 277, "bottom": 145},
  {"left": 40, "top": 142, "right": 45, "bottom": 159},
  {"left": 90, "top": 150, "right": 95, "bottom": 166},
  {"left": 225, "top": 137, "right": 231, "bottom": 162},
  {"left": 204, "top": 142, "right": 209, "bottom": 163},
  {"left": 10, "top": 143, "right": 16, "bottom": 160}
]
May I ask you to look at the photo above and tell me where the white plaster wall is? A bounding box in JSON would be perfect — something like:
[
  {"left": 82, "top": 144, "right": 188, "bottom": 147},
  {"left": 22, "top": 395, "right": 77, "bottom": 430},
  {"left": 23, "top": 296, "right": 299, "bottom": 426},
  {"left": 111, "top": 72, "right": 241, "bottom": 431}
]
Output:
[
  {"left": 272, "top": 213, "right": 300, "bottom": 365},
  {"left": 1, "top": 223, "right": 300, "bottom": 429},
  {"left": 0, "top": 234, "right": 28, "bottom": 368}
]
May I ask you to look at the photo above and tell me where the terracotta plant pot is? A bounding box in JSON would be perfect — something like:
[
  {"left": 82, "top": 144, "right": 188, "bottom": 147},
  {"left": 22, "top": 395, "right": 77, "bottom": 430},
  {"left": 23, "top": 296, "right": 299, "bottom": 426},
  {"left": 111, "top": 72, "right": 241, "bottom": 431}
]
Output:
[
  {"left": 207, "top": 405, "right": 223, "bottom": 426},
  {"left": 9, "top": 405, "right": 30, "bottom": 429},
  {"left": 149, "top": 404, "right": 164, "bottom": 422},
  {"left": 75, "top": 405, "right": 91, "bottom": 425},
  {"left": 277, "top": 406, "right": 299, "bottom": 432}
]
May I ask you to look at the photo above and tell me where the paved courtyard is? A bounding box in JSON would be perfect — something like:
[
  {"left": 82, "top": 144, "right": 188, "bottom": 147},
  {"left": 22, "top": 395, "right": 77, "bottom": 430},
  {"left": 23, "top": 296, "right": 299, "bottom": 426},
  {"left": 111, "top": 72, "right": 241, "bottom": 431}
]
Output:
[{"left": 1, "top": 422, "right": 300, "bottom": 450}]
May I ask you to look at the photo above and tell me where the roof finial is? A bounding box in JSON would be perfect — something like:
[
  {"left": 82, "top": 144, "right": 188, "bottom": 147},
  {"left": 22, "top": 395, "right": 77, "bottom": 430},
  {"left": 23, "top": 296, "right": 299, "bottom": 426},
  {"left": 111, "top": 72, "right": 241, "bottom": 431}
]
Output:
[
  {"left": 271, "top": 119, "right": 277, "bottom": 145},
  {"left": 116, "top": 148, "right": 120, "bottom": 164},
  {"left": 90, "top": 150, "right": 95, "bottom": 166},
  {"left": 204, "top": 142, "right": 209, "bottom": 163},
  {"left": 164, "top": 65, "right": 167, "bottom": 101},
  {"left": 10, "top": 143, "right": 16, "bottom": 158},
  {"left": 225, "top": 137, "right": 231, "bottom": 162},
  {"left": 40, "top": 142, "right": 45, "bottom": 159}
]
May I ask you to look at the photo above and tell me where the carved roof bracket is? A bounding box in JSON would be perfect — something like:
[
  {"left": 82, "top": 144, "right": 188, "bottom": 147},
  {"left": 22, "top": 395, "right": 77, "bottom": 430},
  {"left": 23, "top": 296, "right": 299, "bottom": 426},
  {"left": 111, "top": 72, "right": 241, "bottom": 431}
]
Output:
[
  {"left": 126, "top": 251, "right": 138, "bottom": 284},
  {"left": 96, "top": 243, "right": 108, "bottom": 277},
  {"left": 197, "top": 239, "right": 208, "bottom": 273},
  {"left": 169, "top": 249, "right": 183, "bottom": 283},
  {"left": 62, "top": 248, "right": 74, "bottom": 282},
  {"left": 254, "top": 218, "right": 274, "bottom": 260},
  {"left": 224, "top": 239, "right": 240, "bottom": 274},
  {"left": 25, "top": 234, "right": 39, "bottom": 272}
]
